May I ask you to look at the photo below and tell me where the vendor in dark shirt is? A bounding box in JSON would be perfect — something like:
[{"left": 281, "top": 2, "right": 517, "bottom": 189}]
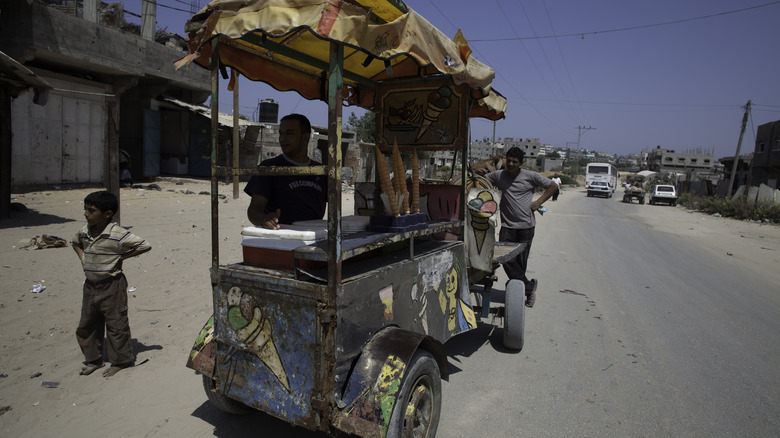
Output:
[{"left": 244, "top": 114, "right": 326, "bottom": 229}]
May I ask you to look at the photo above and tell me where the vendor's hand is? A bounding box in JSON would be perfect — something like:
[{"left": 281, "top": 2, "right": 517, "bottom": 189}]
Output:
[
  {"left": 530, "top": 200, "right": 542, "bottom": 212},
  {"left": 261, "top": 209, "right": 281, "bottom": 230}
]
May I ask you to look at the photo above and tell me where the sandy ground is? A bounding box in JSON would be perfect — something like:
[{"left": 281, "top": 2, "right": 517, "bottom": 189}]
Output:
[{"left": 0, "top": 179, "right": 778, "bottom": 437}]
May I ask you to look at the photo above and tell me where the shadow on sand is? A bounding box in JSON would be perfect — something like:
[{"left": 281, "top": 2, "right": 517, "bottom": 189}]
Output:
[{"left": 0, "top": 207, "right": 77, "bottom": 230}]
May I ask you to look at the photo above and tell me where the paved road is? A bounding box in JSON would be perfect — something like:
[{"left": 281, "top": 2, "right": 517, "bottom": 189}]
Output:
[
  {"left": 191, "top": 188, "right": 779, "bottom": 438},
  {"left": 438, "top": 189, "right": 780, "bottom": 437}
]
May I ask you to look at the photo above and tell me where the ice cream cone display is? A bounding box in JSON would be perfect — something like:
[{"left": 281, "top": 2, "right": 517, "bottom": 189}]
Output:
[
  {"left": 467, "top": 190, "right": 498, "bottom": 252},
  {"left": 416, "top": 86, "right": 452, "bottom": 140},
  {"left": 412, "top": 148, "right": 420, "bottom": 213},
  {"left": 392, "top": 138, "right": 410, "bottom": 214},
  {"left": 375, "top": 145, "right": 399, "bottom": 216}
]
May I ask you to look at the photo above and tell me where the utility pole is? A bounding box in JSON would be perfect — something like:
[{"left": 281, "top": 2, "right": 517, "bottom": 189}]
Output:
[
  {"left": 727, "top": 100, "right": 751, "bottom": 197},
  {"left": 576, "top": 125, "right": 595, "bottom": 150},
  {"left": 492, "top": 120, "right": 496, "bottom": 155}
]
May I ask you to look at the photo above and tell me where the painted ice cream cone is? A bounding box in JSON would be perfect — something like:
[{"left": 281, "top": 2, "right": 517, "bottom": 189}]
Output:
[
  {"left": 415, "top": 104, "right": 446, "bottom": 141},
  {"left": 379, "top": 286, "right": 394, "bottom": 320},
  {"left": 467, "top": 191, "right": 497, "bottom": 252},
  {"left": 237, "top": 307, "right": 291, "bottom": 392},
  {"left": 416, "top": 87, "right": 452, "bottom": 141}
]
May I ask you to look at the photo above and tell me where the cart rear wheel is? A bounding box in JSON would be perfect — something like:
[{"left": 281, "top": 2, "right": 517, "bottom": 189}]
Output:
[
  {"left": 503, "top": 279, "right": 526, "bottom": 350},
  {"left": 202, "top": 375, "right": 250, "bottom": 415},
  {"left": 387, "top": 350, "right": 441, "bottom": 438}
]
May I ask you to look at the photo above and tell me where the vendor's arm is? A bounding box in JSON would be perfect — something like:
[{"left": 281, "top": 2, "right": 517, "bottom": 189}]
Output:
[
  {"left": 530, "top": 181, "right": 558, "bottom": 211},
  {"left": 247, "top": 195, "right": 281, "bottom": 230}
]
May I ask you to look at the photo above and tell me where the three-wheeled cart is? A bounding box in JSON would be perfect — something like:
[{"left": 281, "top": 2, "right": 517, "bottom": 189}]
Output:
[{"left": 178, "top": 1, "right": 516, "bottom": 437}]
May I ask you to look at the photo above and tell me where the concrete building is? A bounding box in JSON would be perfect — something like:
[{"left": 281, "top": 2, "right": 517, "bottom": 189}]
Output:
[
  {"left": 752, "top": 120, "right": 780, "bottom": 189},
  {"left": 1, "top": 0, "right": 210, "bottom": 193},
  {"left": 539, "top": 158, "right": 564, "bottom": 172},
  {"left": 469, "top": 138, "right": 498, "bottom": 163},
  {"left": 502, "top": 137, "right": 542, "bottom": 159},
  {"left": 644, "top": 146, "right": 715, "bottom": 174}
]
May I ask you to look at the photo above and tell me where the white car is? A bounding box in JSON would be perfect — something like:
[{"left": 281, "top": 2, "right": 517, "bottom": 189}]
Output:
[
  {"left": 649, "top": 185, "right": 678, "bottom": 206},
  {"left": 587, "top": 181, "right": 611, "bottom": 198}
]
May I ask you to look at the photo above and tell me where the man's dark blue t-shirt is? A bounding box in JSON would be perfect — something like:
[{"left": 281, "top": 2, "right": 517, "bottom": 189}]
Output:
[{"left": 243, "top": 154, "right": 327, "bottom": 225}]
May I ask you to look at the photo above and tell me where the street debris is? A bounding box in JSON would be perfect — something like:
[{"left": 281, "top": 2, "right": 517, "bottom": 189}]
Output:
[{"left": 19, "top": 235, "right": 68, "bottom": 250}]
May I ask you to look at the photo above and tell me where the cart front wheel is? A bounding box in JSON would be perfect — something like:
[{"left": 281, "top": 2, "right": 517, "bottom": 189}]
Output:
[
  {"left": 503, "top": 279, "right": 526, "bottom": 350},
  {"left": 202, "top": 375, "right": 250, "bottom": 415},
  {"left": 387, "top": 350, "right": 442, "bottom": 438}
]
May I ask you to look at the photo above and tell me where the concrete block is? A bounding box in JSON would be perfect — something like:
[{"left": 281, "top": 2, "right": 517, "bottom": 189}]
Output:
[
  {"left": 747, "top": 186, "right": 760, "bottom": 202},
  {"left": 732, "top": 185, "right": 746, "bottom": 200},
  {"left": 757, "top": 184, "right": 779, "bottom": 204}
]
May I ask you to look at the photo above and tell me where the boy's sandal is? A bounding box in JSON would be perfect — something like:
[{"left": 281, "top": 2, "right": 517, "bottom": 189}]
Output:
[{"left": 79, "top": 362, "right": 105, "bottom": 376}]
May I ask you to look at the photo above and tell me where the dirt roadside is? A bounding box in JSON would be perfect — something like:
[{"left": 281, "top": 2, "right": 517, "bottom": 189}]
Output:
[{"left": 0, "top": 179, "right": 777, "bottom": 437}]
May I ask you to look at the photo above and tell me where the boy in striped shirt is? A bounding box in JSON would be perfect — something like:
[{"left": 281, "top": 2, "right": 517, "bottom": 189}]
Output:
[{"left": 72, "top": 191, "right": 151, "bottom": 377}]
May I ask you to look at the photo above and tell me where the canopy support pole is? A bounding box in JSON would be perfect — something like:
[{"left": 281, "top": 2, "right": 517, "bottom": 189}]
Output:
[{"left": 210, "top": 40, "right": 220, "bottom": 276}]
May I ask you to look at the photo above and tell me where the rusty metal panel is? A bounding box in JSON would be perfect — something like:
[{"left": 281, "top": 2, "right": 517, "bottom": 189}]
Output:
[
  {"left": 337, "top": 241, "right": 475, "bottom": 352},
  {"left": 335, "top": 327, "right": 426, "bottom": 438},
  {"left": 212, "top": 267, "right": 325, "bottom": 428},
  {"left": 332, "top": 240, "right": 476, "bottom": 407}
]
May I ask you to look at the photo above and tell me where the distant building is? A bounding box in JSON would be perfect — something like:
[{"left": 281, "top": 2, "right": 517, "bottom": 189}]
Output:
[
  {"left": 616, "top": 154, "right": 641, "bottom": 169},
  {"left": 539, "top": 158, "right": 564, "bottom": 172},
  {"left": 502, "top": 137, "right": 542, "bottom": 159},
  {"left": 469, "top": 138, "right": 499, "bottom": 162},
  {"left": 644, "top": 146, "right": 715, "bottom": 174}
]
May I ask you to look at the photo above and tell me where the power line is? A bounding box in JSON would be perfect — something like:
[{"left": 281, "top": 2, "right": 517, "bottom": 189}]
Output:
[
  {"left": 469, "top": 1, "right": 780, "bottom": 41},
  {"left": 143, "top": 0, "right": 192, "bottom": 15},
  {"left": 422, "top": 0, "right": 571, "bottom": 136}
]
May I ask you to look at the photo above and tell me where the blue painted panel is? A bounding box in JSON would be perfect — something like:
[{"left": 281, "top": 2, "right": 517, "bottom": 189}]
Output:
[{"left": 214, "top": 279, "right": 319, "bottom": 424}]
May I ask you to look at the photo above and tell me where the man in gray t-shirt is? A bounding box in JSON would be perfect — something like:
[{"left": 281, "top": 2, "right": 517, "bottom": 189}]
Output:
[{"left": 481, "top": 147, "right": 558, "bottom": 307}]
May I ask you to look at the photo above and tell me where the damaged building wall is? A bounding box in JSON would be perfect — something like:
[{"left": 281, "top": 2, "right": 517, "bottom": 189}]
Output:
[{"left": 11, "top": 72, "right": 108, "bottom": 185}]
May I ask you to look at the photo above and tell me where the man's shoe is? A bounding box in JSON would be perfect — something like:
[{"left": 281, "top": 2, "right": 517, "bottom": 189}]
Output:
[{"left": 525, "top": 279, "right": 537, "bottom": 308}]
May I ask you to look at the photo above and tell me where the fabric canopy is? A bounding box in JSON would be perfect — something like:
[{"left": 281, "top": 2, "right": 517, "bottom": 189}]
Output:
[{"left": 178, "top": 0, "right": 506, "bottom": 120}]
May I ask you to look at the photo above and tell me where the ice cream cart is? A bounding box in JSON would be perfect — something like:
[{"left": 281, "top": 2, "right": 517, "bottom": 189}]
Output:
[{"left": 176, "top": 1, "right": 519, "bottom": 437}]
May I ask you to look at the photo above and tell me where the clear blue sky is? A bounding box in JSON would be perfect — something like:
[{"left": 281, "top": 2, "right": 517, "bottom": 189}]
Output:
[{"left": 145, "top": 0, "right": 780, "bottom": 159}]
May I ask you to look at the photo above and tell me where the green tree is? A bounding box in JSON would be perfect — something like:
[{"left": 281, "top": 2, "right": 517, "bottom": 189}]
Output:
[{"left": 347, "top": 111, "right": 376, "bottom": 143}]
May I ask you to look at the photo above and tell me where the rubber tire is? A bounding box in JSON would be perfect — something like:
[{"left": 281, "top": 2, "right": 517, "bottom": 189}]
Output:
[
  {"left": 202, "top": 375, "right": 251, "bottom": 415},
  {"left": 387, "top": 350, "right": 442, "bottom": 438},
  {"left": 503, "top": 279, "right": 526, "bottom": 350}
]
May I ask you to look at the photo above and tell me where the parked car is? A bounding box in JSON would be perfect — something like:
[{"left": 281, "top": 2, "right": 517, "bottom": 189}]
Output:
[
  {"left": 649, "top": 184, "right": 678, "bottom": 205},
  {"left": 587, "top": 181, "right": 612, "bottom": 198}
]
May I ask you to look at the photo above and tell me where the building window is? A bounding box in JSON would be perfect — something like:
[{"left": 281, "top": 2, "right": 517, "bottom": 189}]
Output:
[
  {"left": 773, "top": 139, "right": 780, "bottom": 151},
  {"left": 665, "top": 157, "right": 673, "bottom": 162},
  {"left": 758, "top": 142, "right": 765, "bottom": 152},
  {"left": 691, "top": 158, "right": 697, "bottom": 163}
]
